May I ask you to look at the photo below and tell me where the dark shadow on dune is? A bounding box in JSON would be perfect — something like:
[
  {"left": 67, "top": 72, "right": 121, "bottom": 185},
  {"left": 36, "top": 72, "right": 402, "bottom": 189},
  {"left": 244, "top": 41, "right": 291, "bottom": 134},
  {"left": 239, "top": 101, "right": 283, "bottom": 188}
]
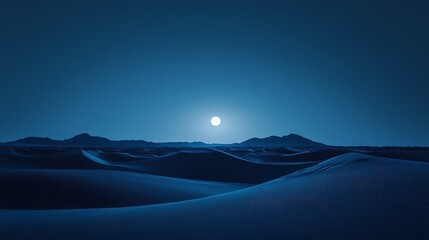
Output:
[{"left": 0, "top": 169, "right": 249, "bottom": 209}]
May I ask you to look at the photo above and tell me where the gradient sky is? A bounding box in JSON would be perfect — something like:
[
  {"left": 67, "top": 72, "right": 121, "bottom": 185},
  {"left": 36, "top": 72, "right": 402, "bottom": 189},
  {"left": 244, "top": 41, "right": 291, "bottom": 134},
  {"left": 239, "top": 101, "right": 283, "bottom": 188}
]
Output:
[{"left": 1, "top": 0, "right": 428, "bottom": 145}]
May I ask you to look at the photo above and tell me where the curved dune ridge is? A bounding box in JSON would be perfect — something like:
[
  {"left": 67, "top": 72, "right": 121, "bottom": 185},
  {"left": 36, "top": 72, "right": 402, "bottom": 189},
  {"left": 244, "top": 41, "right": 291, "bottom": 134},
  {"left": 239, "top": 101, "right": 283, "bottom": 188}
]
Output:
[
  {"left": 1, "top": 148, "right": 316, "bottom": 183},
  {"left": 120, "top": 149, "right": 316, "bottom": 183},
  {"left": 227, "top": 148, "right": 349, "bottom": 164},
  {"left": 0, "top": 169, "right": 249, "bottom": 209},
  {"left": 284, "top": 152, "right": 369, "bottom": 178},
  {"left": 0, "top": 148, "right": 120, "bottom": 170},
  {"left": 0, "top": 146, "right": 428, "bottom": 239},
  {"left": 79, "top": 148, "right": 317, "bottom": 183}
]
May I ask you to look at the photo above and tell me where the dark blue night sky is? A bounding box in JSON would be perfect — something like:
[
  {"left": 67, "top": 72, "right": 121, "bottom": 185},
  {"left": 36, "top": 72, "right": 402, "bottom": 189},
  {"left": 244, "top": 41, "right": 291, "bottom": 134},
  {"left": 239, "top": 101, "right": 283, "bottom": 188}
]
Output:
[{"left": 1, "top": 0, "right": 428, "bottom": 145}]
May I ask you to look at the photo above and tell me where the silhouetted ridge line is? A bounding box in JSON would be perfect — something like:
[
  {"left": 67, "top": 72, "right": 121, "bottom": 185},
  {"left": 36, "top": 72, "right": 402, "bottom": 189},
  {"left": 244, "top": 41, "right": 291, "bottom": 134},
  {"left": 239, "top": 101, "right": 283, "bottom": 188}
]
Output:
[
  {"left": 240, "top": 133, "right": 325, "bottom": 147},
  {"left": 1, "top": 133, "right": 325, "bottom": 147},
  {"left": 3, "top": 133, "right": 154, "bottom": 147}
]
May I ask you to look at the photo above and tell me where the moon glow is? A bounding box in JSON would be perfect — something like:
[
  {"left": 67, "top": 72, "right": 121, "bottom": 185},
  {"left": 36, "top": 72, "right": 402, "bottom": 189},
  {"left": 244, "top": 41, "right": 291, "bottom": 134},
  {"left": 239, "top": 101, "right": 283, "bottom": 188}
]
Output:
[{"left": 211, "top": 116, "right": 221, "bottom": 126}]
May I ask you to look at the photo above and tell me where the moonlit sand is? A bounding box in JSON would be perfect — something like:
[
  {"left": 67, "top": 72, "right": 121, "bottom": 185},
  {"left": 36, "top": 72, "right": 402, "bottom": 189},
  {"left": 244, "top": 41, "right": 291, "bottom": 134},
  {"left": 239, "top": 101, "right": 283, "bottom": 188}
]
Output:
[{"left": 1, "top": 134, "right": 428, "bottom": 239}]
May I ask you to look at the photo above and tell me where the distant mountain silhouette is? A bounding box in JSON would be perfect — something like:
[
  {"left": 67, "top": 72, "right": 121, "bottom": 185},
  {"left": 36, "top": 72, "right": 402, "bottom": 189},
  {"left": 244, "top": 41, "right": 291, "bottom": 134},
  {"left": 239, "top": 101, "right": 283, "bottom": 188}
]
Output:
[
  {"left": 4, "top": 133, "right": 154, "bottom": 148},
  {"left": 63, "top": 133, "right": 112, "bottom": 146},
  {"left": 240, "top": 133, "right": 325, "bottom": 147},
  {"left": 12, "top": 137, "right": 59, "bottom": 145},
  {"left": 2, "top": 133, "right": 325, "bottom": 147}
]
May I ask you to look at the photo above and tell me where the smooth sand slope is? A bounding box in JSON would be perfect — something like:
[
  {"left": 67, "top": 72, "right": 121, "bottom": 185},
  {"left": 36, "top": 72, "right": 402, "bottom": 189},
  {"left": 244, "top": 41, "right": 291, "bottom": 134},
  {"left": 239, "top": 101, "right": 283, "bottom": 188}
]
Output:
[{"left": 0, "top": 169, "right": 249, "bottom": 209}]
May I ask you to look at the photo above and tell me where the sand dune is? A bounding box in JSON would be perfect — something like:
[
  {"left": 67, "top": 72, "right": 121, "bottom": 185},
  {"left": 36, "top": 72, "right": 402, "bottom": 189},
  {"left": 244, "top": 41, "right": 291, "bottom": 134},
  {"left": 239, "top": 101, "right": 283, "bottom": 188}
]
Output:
[
  {"left": 0, "top": 148, "right": 117, "bottom": 170},
  {"left": 228, "top": 148, "right": 348, "bottom": 164},
  {"left": 0, "top": 147, "right": 428, "bottom": 239},
  {"left": 0, "top": 169, "right": 249, "bottom": 209},
  {"left": 116, "top": 148, "right": 315, "bottom": 183},
  {"left": 1, "top": 147, "right": 316, "bottom": 183}
]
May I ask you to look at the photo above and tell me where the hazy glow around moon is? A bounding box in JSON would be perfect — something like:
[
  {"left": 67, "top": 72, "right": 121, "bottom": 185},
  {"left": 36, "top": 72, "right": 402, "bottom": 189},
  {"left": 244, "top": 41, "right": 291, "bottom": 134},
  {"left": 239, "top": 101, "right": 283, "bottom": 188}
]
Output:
[{"left": 211, "top": 116, "right": 221, "bottom": 126}]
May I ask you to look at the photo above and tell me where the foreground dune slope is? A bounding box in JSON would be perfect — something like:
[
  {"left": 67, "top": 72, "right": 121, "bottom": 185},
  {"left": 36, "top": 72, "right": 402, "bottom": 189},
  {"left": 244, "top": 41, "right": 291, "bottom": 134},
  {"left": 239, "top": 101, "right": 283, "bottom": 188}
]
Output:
[{"left": 0, "top": 169, "right": 249, "bottom": 209}]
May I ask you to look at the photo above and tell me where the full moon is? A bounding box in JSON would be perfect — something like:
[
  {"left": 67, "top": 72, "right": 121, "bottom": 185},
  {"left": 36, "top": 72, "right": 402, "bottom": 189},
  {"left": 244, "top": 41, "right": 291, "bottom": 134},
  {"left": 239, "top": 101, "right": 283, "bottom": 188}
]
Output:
[{"left": 211, "top": 116, "right": 221, "bottom": 126}]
